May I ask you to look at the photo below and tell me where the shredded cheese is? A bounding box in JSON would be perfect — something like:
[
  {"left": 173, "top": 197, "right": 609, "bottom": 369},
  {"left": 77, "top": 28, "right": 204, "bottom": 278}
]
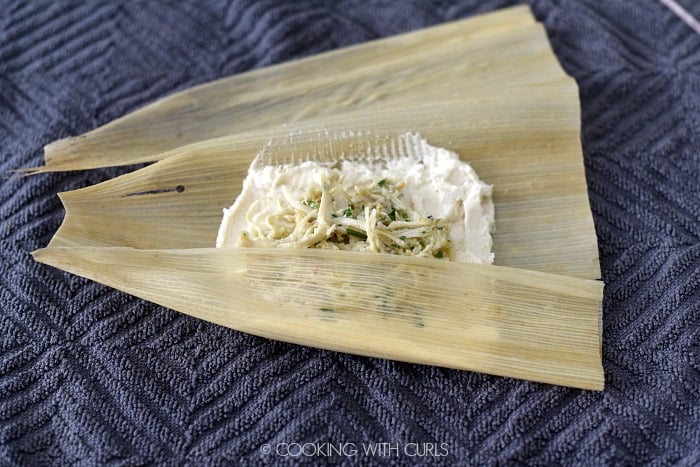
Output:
[{"left": 237, "top": 173, "right": 452, "bottom": 259}]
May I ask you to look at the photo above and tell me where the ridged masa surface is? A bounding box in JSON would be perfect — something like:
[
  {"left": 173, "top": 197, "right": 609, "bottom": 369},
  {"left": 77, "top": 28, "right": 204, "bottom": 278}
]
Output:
[{"left": 1, "top": 0, "right": 699, "bottom": 465}]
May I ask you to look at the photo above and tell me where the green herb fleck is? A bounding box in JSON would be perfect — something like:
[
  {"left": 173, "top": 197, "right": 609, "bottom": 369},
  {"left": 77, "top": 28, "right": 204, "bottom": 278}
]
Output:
[
  {"left": 434, "top": 250, "right": 444, "bottom": 259},
  {"left": 320, "top": 307, "right": 334, "bottom": 313},
  {"left": 388, "top": 208, "right": 397, "bottom": 221},
  {"left": 303, "top": 199, "right": 319, "bottom": 209},
  {"left": 344, "top": 207, "right": 353, "bottom": 217},
  {"left": 378, "top": 179, "right": 388, "bottom": 187},
  {"left": 346, "top": 227, "right": 368, "bottom": 240},
  {"left": 399, "top": 235, "right": 406, "bottom": 241}
]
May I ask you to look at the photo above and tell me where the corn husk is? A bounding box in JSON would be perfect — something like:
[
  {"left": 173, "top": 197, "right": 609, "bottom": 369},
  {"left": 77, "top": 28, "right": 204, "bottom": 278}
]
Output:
[
  {"left": 33, "top": 247, "right": 603, "bottom": 390},
  {"left": 43, "top": 101, "right": 600, "bottom": 279},
  {"left": 36, "top": 5, "right": 569, "bottom": 171},
  {"left": 34, "top": 127, "right": 604, "bottom": 389},
  {"left": 32, "top": 6, "right": 605, "bottom": 389}
]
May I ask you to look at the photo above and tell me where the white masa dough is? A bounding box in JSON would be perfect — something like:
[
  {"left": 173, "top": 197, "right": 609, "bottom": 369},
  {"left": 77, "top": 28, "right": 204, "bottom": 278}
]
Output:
[{"left": 217, "top": 133, "right": 495, "bottom": 264}]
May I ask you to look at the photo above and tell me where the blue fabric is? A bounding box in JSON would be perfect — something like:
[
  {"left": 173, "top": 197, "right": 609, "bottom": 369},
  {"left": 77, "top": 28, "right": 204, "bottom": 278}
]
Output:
[{"left": 1, "top": 0, "right": 699, "bottom": 465}]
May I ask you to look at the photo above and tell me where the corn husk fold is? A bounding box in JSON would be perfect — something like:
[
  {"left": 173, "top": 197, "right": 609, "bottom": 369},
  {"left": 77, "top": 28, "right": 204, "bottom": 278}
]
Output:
[
  {"left": 32, "top": 6, "right": 605, "bottom": 390},
  {"left": 32, "top": 247, "right": 604, "bottom": 390}
]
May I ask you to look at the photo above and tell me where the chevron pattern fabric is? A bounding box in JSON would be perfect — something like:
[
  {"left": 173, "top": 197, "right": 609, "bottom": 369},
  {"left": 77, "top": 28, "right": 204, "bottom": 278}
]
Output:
[{"left": 1, "top": 0, "right": 699, "bottom": 465}]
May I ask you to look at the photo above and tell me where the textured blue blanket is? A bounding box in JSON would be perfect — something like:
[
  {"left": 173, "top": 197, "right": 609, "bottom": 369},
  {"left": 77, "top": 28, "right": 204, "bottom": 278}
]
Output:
[{"left": 1, "top": 0, "right": 699, "bottom": 465}]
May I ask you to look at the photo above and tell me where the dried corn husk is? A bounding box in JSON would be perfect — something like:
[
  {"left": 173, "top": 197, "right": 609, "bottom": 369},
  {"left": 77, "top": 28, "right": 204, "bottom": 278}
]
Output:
[
  {"left": 36, "top": 5, "right": 570, "bottom": 171},
  {"left": 34, "top": 128, "right": 604, "bottom": 389},
  {"left": 32, "top": 247, "right": 604, "bottom": 390},
  {"left": 32, "top": 6, "right": 605, "bottom": 389},
  {"left": 44, "top": 103, "right": 599, "bottom": 279}
]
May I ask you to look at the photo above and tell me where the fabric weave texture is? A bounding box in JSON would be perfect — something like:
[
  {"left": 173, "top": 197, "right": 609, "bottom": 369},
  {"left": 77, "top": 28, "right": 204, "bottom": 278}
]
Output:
[{"left": 1, "top": 0, "right": 699, "bottom": 465}]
